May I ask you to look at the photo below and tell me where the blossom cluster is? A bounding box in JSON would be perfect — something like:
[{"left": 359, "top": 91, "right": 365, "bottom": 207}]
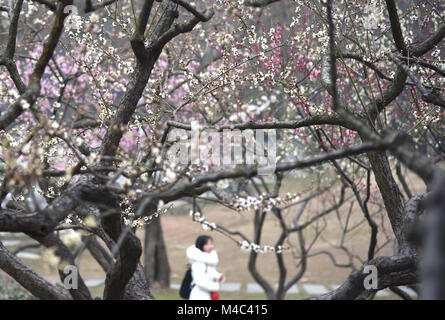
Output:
[
  {"left": 191, "top": 211, "right": 217, "bottom": 231},
  {"left": 229, "top": 193, "right": 300, "bottom": 212},
  {"left": 239, "top": 240, "right": 289, "bottom": 254}
]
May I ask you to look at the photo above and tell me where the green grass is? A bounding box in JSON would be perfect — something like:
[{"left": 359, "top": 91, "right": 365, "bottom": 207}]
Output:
[{"left": 0, "top": 276, "right": 36, "bottom": 300}]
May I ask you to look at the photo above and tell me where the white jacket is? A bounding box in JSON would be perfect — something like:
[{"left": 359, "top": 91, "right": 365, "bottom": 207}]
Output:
[{"left": 186, "top": 245, "right": 223, "bottom": 300}]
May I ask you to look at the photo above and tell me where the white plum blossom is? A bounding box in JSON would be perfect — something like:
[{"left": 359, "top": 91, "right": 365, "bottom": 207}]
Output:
[
  {"left": 20, "top": 99, "right": 30, "bottom": 110},
  {"left": 42, "top": 248, "right": 61, "bottom": 268},
  {"left": 201, "top": 221, "right": 216, "bottom": 231},
  {"left": 241, "top": 240, "right": 251, "bottom": 251},
  {"left": 216, "top": 179, "right": 230, "bottom": 189},
  {"left": 83, "top": 215, "right": 98, "bottom": 228},
  {"left": 164, "top": 169, "right": 177, "bottom": 183},
  {"left": 60, "top": 230, "right": 82, "bottom": 248}
]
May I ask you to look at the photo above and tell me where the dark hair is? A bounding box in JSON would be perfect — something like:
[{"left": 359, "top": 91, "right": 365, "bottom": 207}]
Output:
[{"left": 195, "top": 235, "right": 212, "bottom": 251}]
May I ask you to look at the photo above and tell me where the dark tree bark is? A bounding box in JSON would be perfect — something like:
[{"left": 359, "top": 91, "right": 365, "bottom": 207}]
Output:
[
  {"left": 310, "top": 255, "right": 418, "bottom": 300},
  {"left": 0, "top": 241, "right": 71, "bottom": 300},
  {"left": 248, "top": 209, "right": 275, "bottom": 299},
  {"left": 367, "top": 151, "right": 411, "bottom": 254},
  {"left": 144, "top": 217, "right": 171, "bottom": 289},
  {"left": 420, "top": 171, "right": 445, "bottom": 299}
]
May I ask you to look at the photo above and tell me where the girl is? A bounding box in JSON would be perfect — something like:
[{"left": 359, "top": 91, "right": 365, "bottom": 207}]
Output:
[{"left": 186, "top": 235, "right": 225, "bottom": 300}]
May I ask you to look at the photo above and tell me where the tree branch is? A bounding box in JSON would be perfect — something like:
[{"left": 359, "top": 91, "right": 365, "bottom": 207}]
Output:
[
  {"left": 310, "top": 255, "right": 418, "bottom": 299},
  {"left": 0, "top": 241, "right": 72, "bottom": 300}
]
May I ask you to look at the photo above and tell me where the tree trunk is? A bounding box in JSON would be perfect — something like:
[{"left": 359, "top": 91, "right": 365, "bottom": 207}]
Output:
[
  {"left": 248, "top": 209, "right": 276, "bottom": 299},
  {"left": 421, "top": 172, "right": 445, "bottom": 299},
  {"left": 144, "top": 217, "right": 171, "bottom": 289},
  {"left": 367, "top": 151, "right": 411, "bottom": 254}
]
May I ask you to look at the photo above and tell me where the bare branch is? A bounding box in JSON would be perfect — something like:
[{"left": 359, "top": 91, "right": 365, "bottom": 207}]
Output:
[
  {"left": 244, "top": 0, "right": 281, "bottom": 7},
  {"left": 310, "top": 255, "right": 418, "bottom": 300},
  {"left": 385, "top": 0, "right": 408, "bottom": 55},
  {"left": 0, "top": 241, "right": 72, "bottom": 300}
]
